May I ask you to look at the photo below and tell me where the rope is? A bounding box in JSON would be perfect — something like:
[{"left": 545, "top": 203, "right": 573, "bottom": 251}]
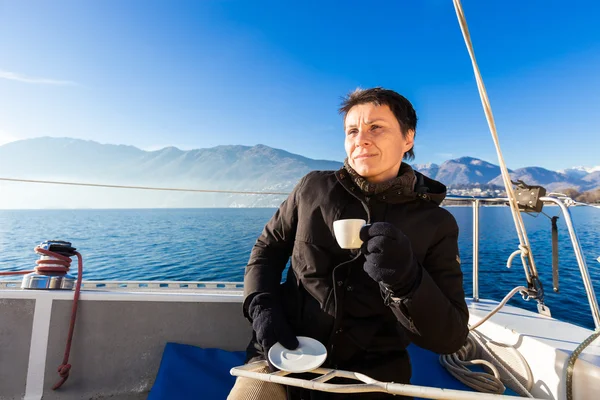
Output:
[
  {"left": 440, "top": 334, "right": 506, "bottom": 394},
  {"left": 468, "top": 286, "right": 528, "bottom": 331},
  {"left": 566, "top": 329, "right": 600, "bottom": 400},
  {"left": 0, "top": 246, "right": 83, "bottom": 390},
  {"left": 451, "top": 0, "right": 540, "bottom": 288},
  {"left": 51, "top": 249, "right": 83, "bottom": 390},
  {"left": 469, "top": 330, "right": 534, "bottom": 397},
  {"left": 0, "top": 246, "right": 70, "bottom": 276},
  {"left": 0, "top": 177, "right": 290, "bottom": 196},
  {"left": 441, "top": 286, "right": 534, "bottom": 396}
]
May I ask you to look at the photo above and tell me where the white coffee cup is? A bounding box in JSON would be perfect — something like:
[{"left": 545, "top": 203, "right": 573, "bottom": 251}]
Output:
[{"left": 333, "top": 219, "right": 366, "bottom": 249}]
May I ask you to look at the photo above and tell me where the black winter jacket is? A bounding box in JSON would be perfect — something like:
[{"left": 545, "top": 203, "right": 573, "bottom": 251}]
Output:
[{"left": 242, "top": 165, "right": 469, "bottom": 399}]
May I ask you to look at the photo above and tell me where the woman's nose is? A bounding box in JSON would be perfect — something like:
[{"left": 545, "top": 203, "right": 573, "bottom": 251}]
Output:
[{"left": 355, "top": 129, "right": 371, "bottom": 146}]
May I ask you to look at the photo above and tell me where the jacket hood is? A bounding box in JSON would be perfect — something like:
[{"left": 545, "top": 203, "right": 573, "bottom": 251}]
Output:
[{"left": 413, "top": 170, "right": 447, "bottom": 205}]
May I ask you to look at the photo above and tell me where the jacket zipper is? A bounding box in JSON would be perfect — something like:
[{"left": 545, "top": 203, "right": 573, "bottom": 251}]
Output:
[{"left": 327, "top": 176, "right": 373, "bottom": 356}]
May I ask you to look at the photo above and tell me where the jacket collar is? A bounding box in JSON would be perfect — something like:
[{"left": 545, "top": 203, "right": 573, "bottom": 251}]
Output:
[{"left": 335, "top": 162, "right": 447, "bottom": 205}]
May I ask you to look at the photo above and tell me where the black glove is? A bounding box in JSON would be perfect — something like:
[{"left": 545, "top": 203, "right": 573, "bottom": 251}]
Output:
[
  {"left": 359, "top": 222, "right": 421, "bottom": 297},
  {"left": 248, "top": 293, "right": 299, "bottom": 353}
]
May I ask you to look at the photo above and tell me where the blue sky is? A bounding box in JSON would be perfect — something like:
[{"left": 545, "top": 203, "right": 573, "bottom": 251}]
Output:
[{"left": 1, "top": 0, "right": 599, "bottom": 171}]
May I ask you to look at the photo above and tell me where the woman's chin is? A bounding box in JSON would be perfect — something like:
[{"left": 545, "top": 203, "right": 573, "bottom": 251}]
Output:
[
  {"left": 352, "top": 161, "right": 375, "bottom": 175},
  {"left": 355, "top": 168, "right": 378, "bottom": 179}
]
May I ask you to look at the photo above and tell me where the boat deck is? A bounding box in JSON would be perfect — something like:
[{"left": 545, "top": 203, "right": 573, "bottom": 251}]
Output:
[{"left": 1, "top": 284, "right": 599, "bottom": 399}]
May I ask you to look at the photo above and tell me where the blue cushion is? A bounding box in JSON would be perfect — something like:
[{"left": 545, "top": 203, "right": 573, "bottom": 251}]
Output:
[
  {"left": 148, "top": 342, "right": 514, "bottom": 399},
  {"left": 408, "top": 343, "right": 475, "bottom": 392},
  {"left": 148, "top": 342, "right": 245, "bottom": 400}
]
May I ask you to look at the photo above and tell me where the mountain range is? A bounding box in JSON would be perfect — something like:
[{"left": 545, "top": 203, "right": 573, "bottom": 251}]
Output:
[
  {"left": 414, "top": 157, "right": 600, "bottom": 192},
  {"left": 0, "top": 137, "right": 598, "bottom": 208}
]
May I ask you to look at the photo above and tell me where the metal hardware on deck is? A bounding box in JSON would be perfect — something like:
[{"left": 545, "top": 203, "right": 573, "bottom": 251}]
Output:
[
  {"left": 472, "top": 199, "right": 480, "bottom": 302},
  {"left": 21, "top": 240, "right": 77, "bottom": 290},
  {"left": 0, "top": 281, "right": 20, "bottom": 289},
  {"left": 511, "top": 180, "right": 546, "bottom": 213},
  {"left": 81, "top": 280, "right": 244, "bottom": 290},
  {"left": 21, "top": 274, "right": 74, "bottom": 290},
  {"left": 537, "top": 303, "right": 551, "bottom": 317},
  {"left": 0, "top": 280, "right": 245, "bottom": 291},
  {"left": 1, "top": 280, "right": 245, "bottom": 291}
]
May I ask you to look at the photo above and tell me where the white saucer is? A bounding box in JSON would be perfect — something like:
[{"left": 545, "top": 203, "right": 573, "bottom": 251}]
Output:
[{"left": 268, "top": 336, "right": 328, "bottom": 373}]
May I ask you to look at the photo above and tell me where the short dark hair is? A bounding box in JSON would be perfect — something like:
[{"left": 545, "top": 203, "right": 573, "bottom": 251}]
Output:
[{"left": 339, "top": 87, "right": 418, "bottom": 161}]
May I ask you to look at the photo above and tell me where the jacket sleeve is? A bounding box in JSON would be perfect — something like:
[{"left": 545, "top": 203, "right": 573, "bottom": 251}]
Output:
[
  {"left": 388, "top": 211, "right": 469, "bottom": 354},
  {"left": 242, "top": 174, "right": 308, "bottom": 318}
]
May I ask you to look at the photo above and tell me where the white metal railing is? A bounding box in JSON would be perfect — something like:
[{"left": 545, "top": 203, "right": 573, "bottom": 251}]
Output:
[{"left": 445, "top": 194, "right": 600, "bottom": 329}]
